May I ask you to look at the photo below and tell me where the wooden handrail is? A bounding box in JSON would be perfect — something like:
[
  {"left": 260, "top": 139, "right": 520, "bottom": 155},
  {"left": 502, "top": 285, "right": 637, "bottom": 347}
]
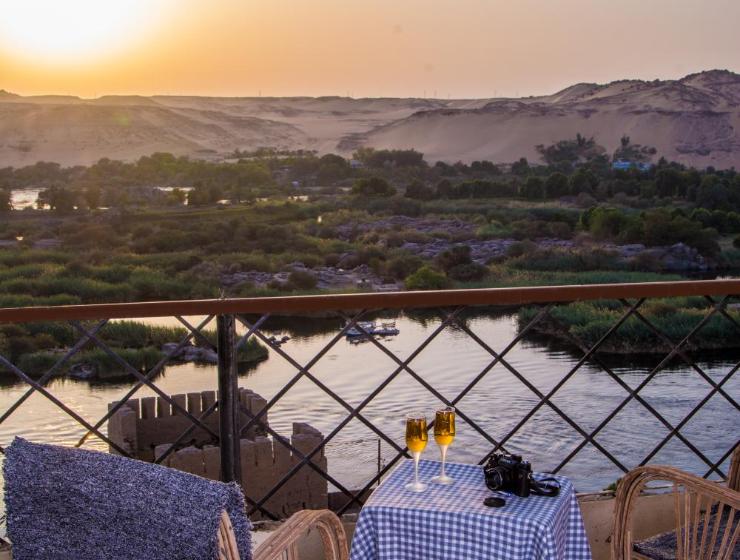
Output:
[{"left": 0, "top": 279, "right": 738, "bottom": 324}]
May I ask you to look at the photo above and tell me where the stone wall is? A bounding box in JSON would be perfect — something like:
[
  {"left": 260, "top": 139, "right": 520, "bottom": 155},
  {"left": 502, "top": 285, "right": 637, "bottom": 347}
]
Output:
[
  {"left": 108, "top": 389, "right": 328, "bottom": 520},
  {"left": 108, "top": 388, "right": 268, "bottom": 461},
  {"left": 155, "top": 423, "right": 328, "bottom": 520}
]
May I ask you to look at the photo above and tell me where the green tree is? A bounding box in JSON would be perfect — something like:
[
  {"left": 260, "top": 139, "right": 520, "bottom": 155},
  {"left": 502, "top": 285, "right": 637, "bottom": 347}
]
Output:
[
  {"left": 83, "top": 185, "right": 101, "bottom": 210},
  {"left": 435, "top": 179, "right": 453, "bottom": 198},
  {"left": 39, "top": 186, "right": 76, "bottom": 214},
  {"left": 655, "top": 168, "right": 683, "bottom": 198},
  {"left": 696, "top": 176, "right": 731, "bottom": 211},
  {"left": 187, "top": 182, "right": 223, "bottom": 206},
  {"left": 584, "top": 207, "right": 629, "bottom": 240},
  {"left": 520, "top": 177, "right": 544, "bottom": 199},
  {"left": 545, "top": 172, "right": 569, "bottom": 198},
  {"left": 352, "top": 177, "right": 396, "bottom": 197},
  {"left": 569, "top": 169, "right": 598, "bottom": 195},
  {"left": 0, "top": 189, "right": 11, "bottom": 212},
  {"left": 404, "top": 180, "right": 435, "bottom": 200},
  {"left": 511, "top": 157, "right": 530, "bottom": 176}
]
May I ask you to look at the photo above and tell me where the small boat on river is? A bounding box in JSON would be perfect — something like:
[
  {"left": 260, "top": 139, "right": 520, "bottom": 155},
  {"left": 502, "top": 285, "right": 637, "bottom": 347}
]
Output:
[{"left": 345, "top": 320, "right": 400, "bottom": 339}]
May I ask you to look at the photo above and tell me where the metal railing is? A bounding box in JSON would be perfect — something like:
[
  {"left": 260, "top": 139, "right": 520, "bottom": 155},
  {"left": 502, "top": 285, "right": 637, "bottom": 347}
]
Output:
[{"left": 0, "top": 279, "right": 738, "bottom": 520}]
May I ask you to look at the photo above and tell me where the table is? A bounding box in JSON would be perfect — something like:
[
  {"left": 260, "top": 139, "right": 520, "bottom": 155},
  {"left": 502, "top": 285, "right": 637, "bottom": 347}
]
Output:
[{"left": 350, "top": 460, "right": 592, "bottom": 560}]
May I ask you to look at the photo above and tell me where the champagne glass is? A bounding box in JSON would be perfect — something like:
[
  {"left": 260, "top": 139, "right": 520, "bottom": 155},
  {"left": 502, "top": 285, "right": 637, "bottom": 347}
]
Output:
[
  {"left": 404, "top": 412, "right": 428, "bottom": 492},
  {"left": 431, "top": 406, "right": 455, "bottom": 485}
]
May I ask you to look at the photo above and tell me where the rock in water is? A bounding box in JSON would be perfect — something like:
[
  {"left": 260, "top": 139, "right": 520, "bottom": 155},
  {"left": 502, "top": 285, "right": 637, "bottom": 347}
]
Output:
[
  {"left": 68, "top": 363, "right": 97, "bottom": 381},
  {"left": 161, "top": 343, "right": 218, "bottom": 364}
]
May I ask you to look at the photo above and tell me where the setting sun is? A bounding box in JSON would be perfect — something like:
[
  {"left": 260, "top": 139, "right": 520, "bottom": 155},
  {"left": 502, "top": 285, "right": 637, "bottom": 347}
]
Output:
[{"left": 0, "top": 0, "right": 170, "bottom": 64}]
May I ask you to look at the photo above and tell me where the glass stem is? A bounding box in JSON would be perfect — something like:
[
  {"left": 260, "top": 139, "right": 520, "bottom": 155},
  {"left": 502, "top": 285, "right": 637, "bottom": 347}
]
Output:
[
  {"left": 412, "top": 451, "right": 421, "bottom": 485},
  {"left": 439, "top": 445, "right": 448, "bottom": 478}
]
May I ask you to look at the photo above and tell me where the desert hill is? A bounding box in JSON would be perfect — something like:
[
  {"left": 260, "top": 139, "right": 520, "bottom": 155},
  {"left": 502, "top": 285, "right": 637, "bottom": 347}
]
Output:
[
  {"left": 0, "top": 70, "right": 738, "bottom": 167},
  {"left": 362, "top": 70, "right": 740, "bottom": 168}
]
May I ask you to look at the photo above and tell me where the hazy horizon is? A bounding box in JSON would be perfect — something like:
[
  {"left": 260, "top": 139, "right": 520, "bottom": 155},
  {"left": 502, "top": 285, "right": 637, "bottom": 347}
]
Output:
[
  {"left": 3, "top": 67, "right": 737, "bottom": 101},
  {"left": 1, "top": 0, "right": 739, "bottom": 99}
]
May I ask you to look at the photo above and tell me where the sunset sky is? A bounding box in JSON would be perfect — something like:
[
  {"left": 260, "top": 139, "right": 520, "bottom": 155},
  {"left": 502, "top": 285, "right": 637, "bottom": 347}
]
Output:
[{"left": 1, "top": 0, "right": 739, "bottom": 99}]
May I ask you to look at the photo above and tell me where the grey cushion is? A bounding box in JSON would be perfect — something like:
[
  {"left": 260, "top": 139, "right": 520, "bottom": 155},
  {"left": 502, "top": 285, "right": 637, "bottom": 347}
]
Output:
[
  {"left": 4, "top": 437, "right": 252, "bottom": 560},
  {"left": 634, "top": 505, "right": 739, "bottom": 560}
]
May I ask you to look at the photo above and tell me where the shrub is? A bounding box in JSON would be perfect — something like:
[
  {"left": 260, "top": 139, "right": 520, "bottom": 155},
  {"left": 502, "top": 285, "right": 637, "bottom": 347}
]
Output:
[
  {"left": 386, "top": 256, "right": 423, "bottom": 280},
  {"left": 405, "top": 266, "right": 450, "bottom": 290},
  {"left": 287, "top": 270, "right": 318, "bottom": 290},
  {"left": 99, "top": 321, "right": 188, "bottom": 348},
  {"left": 352, "top": 177, "right": 396, "bottom": 197},
  {"left": 447, "top": 263, "right": 488, "bottom": 282},
  {"left": 436, "top": 245, "right": 473, "bottom": 272},
  {"left": 506, "top": 240, "right": 538, "bottom": 259},
  {"left": 404, "top": 181, "right": 435, "bottom": 200}
]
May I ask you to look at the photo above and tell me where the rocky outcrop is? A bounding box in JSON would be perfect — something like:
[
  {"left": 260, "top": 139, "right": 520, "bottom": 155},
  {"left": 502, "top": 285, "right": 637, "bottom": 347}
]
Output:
[
  {"left": 334, "top": 216, "right": 475, "bottom": 241},
  {"left": 222, "top": 262, "right": 400, "bottom": 292}
]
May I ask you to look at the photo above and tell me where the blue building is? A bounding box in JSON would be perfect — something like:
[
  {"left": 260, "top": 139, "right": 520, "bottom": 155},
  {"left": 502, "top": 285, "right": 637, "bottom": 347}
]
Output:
[{"left": 612, "top": 159, "right": 653, "bottom": 172}]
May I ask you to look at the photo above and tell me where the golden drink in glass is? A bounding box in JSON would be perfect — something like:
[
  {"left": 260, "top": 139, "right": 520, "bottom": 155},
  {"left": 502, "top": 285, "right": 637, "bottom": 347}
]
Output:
[
  {"left": 404, "top": 413, "right": 428, "bottom": 492},
  {"left": 431, "top": 406, "right": 455, "bottom": 484}
]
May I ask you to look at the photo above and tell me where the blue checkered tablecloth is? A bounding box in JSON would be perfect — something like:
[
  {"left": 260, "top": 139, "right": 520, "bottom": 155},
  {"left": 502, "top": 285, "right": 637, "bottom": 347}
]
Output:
[{"left": 350, "top": 460, "right": 592, "bottom": 560}]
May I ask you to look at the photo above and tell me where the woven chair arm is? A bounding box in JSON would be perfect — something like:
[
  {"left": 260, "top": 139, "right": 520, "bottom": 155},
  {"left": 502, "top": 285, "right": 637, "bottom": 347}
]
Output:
[
  {"left": 254, "top": 509, "right": 349, "bottom": 560},
  {"left": 728, "top": 443, "right": 740, "bottom": 492},
  {"left": 611, "top": 465, "right": 740, "bottom": 560},
  {"left": 218, "top": 511, "right": 242, "bottom": 560}
]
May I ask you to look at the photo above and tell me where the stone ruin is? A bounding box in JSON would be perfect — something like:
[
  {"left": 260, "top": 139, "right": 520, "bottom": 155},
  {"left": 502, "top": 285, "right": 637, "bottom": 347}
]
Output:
[{"left": 107, "top": 388, "right": 328, "bottom": 520}]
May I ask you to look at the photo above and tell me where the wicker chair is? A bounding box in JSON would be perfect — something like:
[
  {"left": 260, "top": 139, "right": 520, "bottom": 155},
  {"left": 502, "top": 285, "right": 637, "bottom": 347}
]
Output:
[
  {"left": 612, "top": 445, "right": 740, "bottom": 560},
  {"left": 218, "top": 509, "right": 349, "bottom": 560}
]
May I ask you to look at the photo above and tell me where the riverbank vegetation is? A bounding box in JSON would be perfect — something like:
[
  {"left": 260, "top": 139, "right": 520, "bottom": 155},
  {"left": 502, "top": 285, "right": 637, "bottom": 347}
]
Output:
[
  {"left": 517, "top": 297, "right": 739, "bottom": 355},
  {"left": 0, "top": 320, "right": 268, "bottom": 380},
  {"left": 1, "top": 136, "right": 739, "bottom": 357}
]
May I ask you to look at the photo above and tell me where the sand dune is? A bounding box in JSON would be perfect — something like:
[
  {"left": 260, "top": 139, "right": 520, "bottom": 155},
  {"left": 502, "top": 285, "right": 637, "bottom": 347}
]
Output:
[
  {"left": 362, "top": 70, "right": 740, "bottom": 168},
  {"left": 0, "top": 70, "right": 738, "bottom": 167}
]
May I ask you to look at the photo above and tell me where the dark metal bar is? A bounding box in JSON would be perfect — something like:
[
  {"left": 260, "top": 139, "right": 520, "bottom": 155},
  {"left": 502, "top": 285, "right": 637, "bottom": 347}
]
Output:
[
  {"left": 629, "top": 298, "right": 738, "bottom": 408},
  {"left": 175, "top": 315, "right": 217, "bottom": 350},
  {"left": 703, "top": 441, "right": 740, "bottom": 479},
  {"left": 75, "top": 314, "right": 216, "bottom": 448},
  {"left": 0, "top": 283, "right": 736, "bottom": 515},
  {"left": 246, "top": 308, "right": 462, "bottom": 516},
  {"left": 154, "top": 401, "right": 219, "bottom": 464},
  {"left": 548, "top": 302, "right": 725, "bottom": 476},
  {"left": 71, "top": 320, "right": 219, "bottom": 439},
  {"left": 469, "top": 300, "right": 643, "bottom": 468},
  {"left": 0, "top": 354, "right": 131, "bottom": 456},
  {"left": 353, "top": 314, "right": 506, "bottom": 451},
  {"left": 0, "top": 319, "right": 108, "bottom": 427},
  {"left": 639, "top": 362, "right": 738, "bottom": 469},
  {"left": 234, "top": 310, "right": 368, "bottom": 438},
  {"left": 451, "top": 304, "right": 554, "bottom": 408},
  {"left": 217, "top": 314, "right": 241, "bottom": 484}
]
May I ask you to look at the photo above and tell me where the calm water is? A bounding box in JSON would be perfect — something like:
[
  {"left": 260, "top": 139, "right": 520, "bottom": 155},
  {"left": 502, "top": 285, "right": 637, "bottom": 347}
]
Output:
[
  {"left": 10, "top": 188, "right": 44, "bottom": 210},
  {"left": 0, "top": 312, "right": 737, "bottom": 494}
]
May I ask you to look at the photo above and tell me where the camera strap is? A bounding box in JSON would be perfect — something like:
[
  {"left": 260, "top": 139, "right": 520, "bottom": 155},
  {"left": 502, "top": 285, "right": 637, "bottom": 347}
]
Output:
[{"left": 529, "top": 476, "right": 560, "bottom": 497}]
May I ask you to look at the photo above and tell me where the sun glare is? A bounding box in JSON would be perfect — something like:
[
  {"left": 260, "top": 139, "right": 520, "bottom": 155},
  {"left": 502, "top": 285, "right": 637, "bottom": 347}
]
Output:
[{"left": 0, "top": 0, "right": 168, "bottom": 64}]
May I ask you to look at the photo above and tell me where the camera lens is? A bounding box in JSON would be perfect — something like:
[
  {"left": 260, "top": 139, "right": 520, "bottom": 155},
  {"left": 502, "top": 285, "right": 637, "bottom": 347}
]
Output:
[{"left": 485, "top": 467, "right": 504, "bottom": 490}]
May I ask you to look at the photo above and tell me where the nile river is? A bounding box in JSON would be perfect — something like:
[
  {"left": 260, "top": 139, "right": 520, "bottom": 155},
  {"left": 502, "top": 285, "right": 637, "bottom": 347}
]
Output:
[{"left": 0, "top": 312, "right": 737, "bottom": 493}]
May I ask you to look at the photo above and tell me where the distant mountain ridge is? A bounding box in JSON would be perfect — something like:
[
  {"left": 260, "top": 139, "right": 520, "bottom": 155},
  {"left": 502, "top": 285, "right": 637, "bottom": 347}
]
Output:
[{"left": 1, "top": 69, "right": 738, "bottom": 167}]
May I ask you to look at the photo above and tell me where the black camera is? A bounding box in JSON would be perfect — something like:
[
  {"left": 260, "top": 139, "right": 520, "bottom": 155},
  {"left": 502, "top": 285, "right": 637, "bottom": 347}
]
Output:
[{"left": 484, "top": 453, "right": 532, "bottom": 497}]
